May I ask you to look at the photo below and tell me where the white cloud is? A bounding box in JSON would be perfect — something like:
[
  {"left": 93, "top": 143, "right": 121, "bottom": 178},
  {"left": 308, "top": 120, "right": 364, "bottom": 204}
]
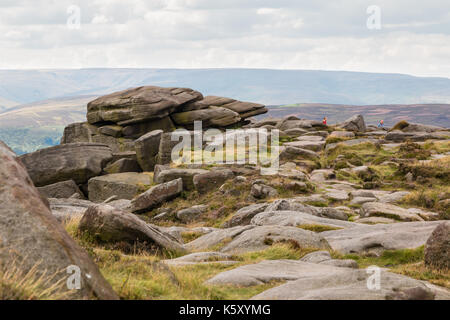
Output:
[{"left": 0, "top": 0, "right": 448, "bottom": 78}]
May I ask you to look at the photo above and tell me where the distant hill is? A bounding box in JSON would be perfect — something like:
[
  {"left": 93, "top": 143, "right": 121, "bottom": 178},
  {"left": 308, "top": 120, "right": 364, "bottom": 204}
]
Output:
[
  {"left": 0, "top": 94, "right": 448, "bottom": 155},
  {"left": 1, "top": 68, "right": 450, "bottom": 106},
  {"left": 0, "top": 96, "right": 95, "bottom": 155},
  {"left": 261, "top": 103, "right": 450, "bottom": 128},
  {"left": 1, "top": 68, "right": 450, "bottom": 154}
]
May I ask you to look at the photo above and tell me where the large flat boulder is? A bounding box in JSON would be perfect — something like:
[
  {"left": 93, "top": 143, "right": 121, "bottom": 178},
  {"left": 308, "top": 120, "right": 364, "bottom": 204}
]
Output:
[
  {"left": 131, "top": 178, "right": 183, "bottom": 213},
  {"left": 171, "top": 107, "right": 241, "bottom": 128},
  {"left": 321, "top": 221, "right": 443, "bottom": 254},
  {"left": 19, "top": 143, "right": 112, "bottom": 187},
  {"left": 251, "top": 211, "right": 359, "bottom": 229},
  {"left": 87, "top": 86, "right": 203, "bottom": 125},
  {"left": 250, "top": 263, "right": 448, "bottom": 300},
  {"left": 179, "top": 95, "right": 267, "bottom": 119},
  {"left": 184, "top": 226, "right": 255, "bottom": 251},
  {"left": 220, "top": 225, "right": 331, "bottom": 254},
  {"left": 79, "top": 204, "right": 186, "bottom": 254},
  {"left": 284, "top": 140, "right": 325, "bottom": 152},
  {"left": 360, "top": 202, "right": 423, "bottom": 222},
  {"left": 0, "top": 141, "right": 118, "bottom": 299},
  {"left": 88, "top": 173, "right": 152, "bottom": 202}
]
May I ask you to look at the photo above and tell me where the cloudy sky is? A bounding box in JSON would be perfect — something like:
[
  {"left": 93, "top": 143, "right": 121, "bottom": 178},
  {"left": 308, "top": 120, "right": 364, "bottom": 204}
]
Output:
[{"left": 0, "top": 0, "right": 449, "bottom": 77}]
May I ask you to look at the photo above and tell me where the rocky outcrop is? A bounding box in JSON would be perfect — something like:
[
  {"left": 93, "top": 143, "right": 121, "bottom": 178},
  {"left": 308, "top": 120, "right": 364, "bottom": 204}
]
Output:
[
  {"left": 0, "top": 141, "right": 118, "bottom": 300},
  {"left": 424, "top": 222, "right": 449, "bottom": 270},
  {"left": 19, "top": 143, "right": 112, "bottom": 187},
  {"left": 79, "top": 204, "right": 186, "bottom": 253},
  {"left": 61, "top": 86, "right": 267, "bottom": 153},
  {"left": 131, "top": 178, "right": 183, "bottom": 213}
]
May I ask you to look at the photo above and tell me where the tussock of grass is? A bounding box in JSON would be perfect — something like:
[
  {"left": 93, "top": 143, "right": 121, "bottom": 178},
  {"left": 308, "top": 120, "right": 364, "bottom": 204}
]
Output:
[
  {"left": 181, "top": 231, "right": 204, "bottom": 243},
  {"left": 0, "top": 263, "right": 69, "bottom": 300},
  {"left": 392, "top": 262, "right": 450, "bottom": 289},
  {"left": 95, "top": 243, "right": 314, "bottom": 300},
  {"left": 340, "top": 246, "right": 425, "bottom": 269},
  {"left": 390, "top": 120, "right": 410, "bottom": 131}
]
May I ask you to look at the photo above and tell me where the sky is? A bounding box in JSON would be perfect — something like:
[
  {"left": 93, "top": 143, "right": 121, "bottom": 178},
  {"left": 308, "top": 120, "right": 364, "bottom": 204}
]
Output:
[{"left": 0, "top": 0, "right": 449, "bottom": 78}]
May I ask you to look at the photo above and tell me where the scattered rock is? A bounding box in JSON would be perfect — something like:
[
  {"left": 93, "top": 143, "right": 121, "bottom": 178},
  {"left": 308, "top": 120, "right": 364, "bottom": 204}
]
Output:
[
  {"left": 322, "top": 221, "right": 443, "bottom": 254},
  {"left": 193, "top": 169, "right": 234, "bottom": 194},
  {"left": 284, "top": 140, "right": 325, "bottom": 152},
  {"left": 325, "top": 189, "right": 349, "bottom": 201},
  {"left": 223, "top": 203, "right": 269, "bottom": 227},
  {"left": 250, "top": 265, "right": 443, "bottom": 300},
  {"left": 155, "top": 168, "right": 209, "bottom": 191},
  {"left": 185, "top": 226, "right": 254, "bottom": 251},
  {"left": 279, "top": 146, "right": 320, "bottom": 162},
  {"left": 352, "top": 195, "right": 377, "bottom": 204},
  {"left": 360, "top": 202, "right": 423, "bottom": 222},
  {"left": 104, "top": 158, "right": 142, "bottom": 174},
  {"left": 79, "top": 204, "right": 186, "bottom": 253},
  {"left": 177, "top": 205, "right": 208, "bottom": 223},
  {"left": 250, "top": 183, "right": 278, "bottom": 200},
  {"left": 131, "top": 178, "right": 183, "bottom": 213},
  {"left": 338, "top": 114, "right": 366, "bottom": 132},
  {"left": 424, "top": 222, "right": 449, "bottom": 270},
  {"left": 38, "top": 180, "right": 85, "bottom": 199},
  {"left": 251, "top": 210, "right": 358, "bottom": 229},
  {"left": 88, "top": 172, "right": 152, "bottom": 202}
]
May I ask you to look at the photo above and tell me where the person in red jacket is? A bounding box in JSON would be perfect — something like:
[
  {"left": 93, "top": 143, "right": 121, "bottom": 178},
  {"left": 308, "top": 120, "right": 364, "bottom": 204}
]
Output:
[{"left": 322, "top": 117, "right": 327, "bottom": 126}]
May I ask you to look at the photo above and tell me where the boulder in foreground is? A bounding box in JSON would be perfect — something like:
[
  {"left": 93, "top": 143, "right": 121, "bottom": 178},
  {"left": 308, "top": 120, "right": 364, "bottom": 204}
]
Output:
[
  {"left": 79, "top": 204, "right": 186, "bottom": 254},
  {"left": 0, "top": 141, "right": 118, "bottom": 299}
]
